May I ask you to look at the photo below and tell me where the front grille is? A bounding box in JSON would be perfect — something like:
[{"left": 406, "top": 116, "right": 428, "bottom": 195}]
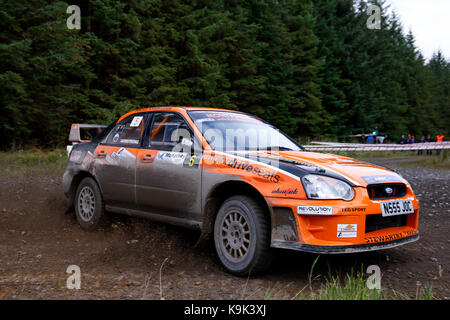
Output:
[
  {"left": 365, "top": 214, "right": 408, "bottom": 233},
  {"left": 367, "top": 183, "right": 407, "bottom": 200}
]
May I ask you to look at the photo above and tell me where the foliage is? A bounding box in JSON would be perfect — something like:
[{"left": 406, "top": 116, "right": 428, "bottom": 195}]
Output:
[{"left": 0, "top": 0, "right": 448, "bottom": 149}]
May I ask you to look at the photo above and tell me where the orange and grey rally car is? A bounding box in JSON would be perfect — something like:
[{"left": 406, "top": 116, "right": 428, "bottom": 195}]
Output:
[{"left": 63, "top": 107, "right": 419, "bottom": 275}]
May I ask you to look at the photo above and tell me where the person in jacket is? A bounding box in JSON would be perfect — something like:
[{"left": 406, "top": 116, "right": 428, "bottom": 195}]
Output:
[
  {"left": 418, "top": 136, "right": 425, "bottom": 155},
  {"left": 436, "top": 133, "right": 445, "bottom": 156},
  {"left": 398, "top": 134, "right": 407, "bottom": 144},
  {"left": 425, "top": 134, "right": 433, "bottom": 155}
]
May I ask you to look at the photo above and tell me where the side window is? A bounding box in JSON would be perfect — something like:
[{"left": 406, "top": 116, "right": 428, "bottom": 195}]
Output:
[
  {"left": 106, "top": 114, "right": 146, "bottom": 146},
  {"left": 148, "top": 113, "right": 192, "bottom": 150}
]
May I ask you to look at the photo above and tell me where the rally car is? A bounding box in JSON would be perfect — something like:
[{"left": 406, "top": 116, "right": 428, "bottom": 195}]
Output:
[{"left": 63, "top": 107, "right": 419, "bottom": 275}]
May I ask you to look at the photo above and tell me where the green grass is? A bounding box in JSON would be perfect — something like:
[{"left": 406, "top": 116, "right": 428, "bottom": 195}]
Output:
[
  {"left": 263, "top": 258, "right": 435, "bottom": 300},
  {"left": 263, "top": 270, "right": 435, "bottom": 300},
  {"left": 299, "top": 271, "right": 434, "bottom": 300},
  {"left": 0, "top": 148, "right": 67, "bottom": 178},
  {"left": 301, "top": 268, "right": 383, "bottom": 300},
  {"left": 325, "top": 150, "right": 450, "bottom": 170}
]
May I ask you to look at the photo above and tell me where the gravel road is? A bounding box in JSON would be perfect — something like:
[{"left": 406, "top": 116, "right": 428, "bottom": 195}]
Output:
[{"left": 0, "top": 158, "right": 448, "bottom": 299}]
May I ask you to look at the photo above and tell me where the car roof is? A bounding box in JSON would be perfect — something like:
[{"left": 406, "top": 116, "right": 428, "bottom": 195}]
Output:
[{"left": 117, "top": 106, "right": 244, "bottom": 123}]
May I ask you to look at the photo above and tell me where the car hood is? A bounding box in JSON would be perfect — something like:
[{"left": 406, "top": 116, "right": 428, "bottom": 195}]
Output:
[{"left": 236, "top": 150, "right": 406, "bottom": 187}]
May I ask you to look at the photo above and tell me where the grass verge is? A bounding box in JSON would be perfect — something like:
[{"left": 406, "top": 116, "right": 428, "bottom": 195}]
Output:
[
  {"left": 263, "top": 263, "right": 435, "bottom": 300},
  {"left": 328, "top": 150, "right": 450, "bottom": 169},
  {"left": 0, "top": 148, "right": 67, "bottom": 179}
]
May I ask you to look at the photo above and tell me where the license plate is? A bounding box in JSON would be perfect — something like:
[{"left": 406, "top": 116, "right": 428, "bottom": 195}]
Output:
[{"left": 380, "top": 199, "right": 414, "bottom": 217}]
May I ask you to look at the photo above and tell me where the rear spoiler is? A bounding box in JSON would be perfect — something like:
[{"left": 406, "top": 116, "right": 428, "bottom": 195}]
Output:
[{"left": 67, "top": 123, "right": 107, "bottom": 155}]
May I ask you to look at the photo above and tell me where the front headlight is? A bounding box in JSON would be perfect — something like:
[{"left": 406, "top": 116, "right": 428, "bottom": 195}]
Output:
[{"left": 301, "top": 175, "right": 355, "bottom": 201}]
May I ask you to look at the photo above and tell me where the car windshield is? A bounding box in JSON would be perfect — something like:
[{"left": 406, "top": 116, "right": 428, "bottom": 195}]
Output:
[{"left": 188, "top": 111, "right": 304, "bottom": 152}]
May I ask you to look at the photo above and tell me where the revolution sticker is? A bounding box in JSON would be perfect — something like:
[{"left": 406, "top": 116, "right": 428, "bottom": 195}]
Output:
[{"left": 297, "top": 205, "right": 333, "bottom": 215}]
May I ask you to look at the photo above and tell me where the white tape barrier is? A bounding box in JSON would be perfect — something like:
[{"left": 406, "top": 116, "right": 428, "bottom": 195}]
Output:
[
  {"left": 304, "top": 142, "right": 449, "bottom": 151},
  {"left": 309, "top": 141, "right": 450, "bottom": 147}
]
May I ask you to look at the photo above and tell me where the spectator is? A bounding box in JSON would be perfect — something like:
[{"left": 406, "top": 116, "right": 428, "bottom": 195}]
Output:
[
  {"left": 376, "top": 135, "right": 385, "bottom": 144},
  {"left": 425, "top": 134, "right": 433, "bottom": 155},
  {"left": 418, "top": 136, "right": 425, "bottom": 155},
  {"left": 407, "top": 134, "right": 412, "bottom": 144},
  {"left": 436, "top": 133, "right": 445, "bottom": 156},
  {"left": 373, "top": 127, "right": 379, "bottom": 136},
  {"left": 409, "top": 135, "right": 416, "bottom": 153},
  {"left": 360, "top": 134, "right": 366, "bottom": 144},
  {"left": 398, "top": 134, "right": 407, "bottom": 144}
]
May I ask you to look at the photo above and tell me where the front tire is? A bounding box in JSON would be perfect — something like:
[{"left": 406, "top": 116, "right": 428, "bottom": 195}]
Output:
[
  {"left": 214, "top": 195, "right": 272, "bottom": 276},
  {"left": 74, "top": 177, "right": 106, "bottom": 230}
]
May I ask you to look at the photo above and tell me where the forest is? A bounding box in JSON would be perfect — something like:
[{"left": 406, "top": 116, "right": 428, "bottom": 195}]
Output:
[{"left": 0, "top": 0, "right": 448, "bottom": 149}]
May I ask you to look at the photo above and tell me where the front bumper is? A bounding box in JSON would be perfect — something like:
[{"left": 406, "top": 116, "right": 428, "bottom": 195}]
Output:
[
  {"left": 271, "top": 234, "right": 419, "bottom": 254},
  {"left": 267, "top": 187, "right": 420, "bottom": 253}
]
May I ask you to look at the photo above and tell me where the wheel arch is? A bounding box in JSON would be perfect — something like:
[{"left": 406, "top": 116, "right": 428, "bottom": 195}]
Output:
[
  {"left": 200, "top": 180, "right": 272, "bottom": 240},
  {"left": 67, "top": 170, "right": 102, "bottom": 209}
]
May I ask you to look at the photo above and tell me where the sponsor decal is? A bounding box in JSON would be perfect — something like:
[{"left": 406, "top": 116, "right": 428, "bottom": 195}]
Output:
[
  {"left": 340, "top": 207, "right": 366, "bottom": 213},
  {"left": 202, "top": 154, "right": 227, "bottom": 166},
  {"left": 202, "top": 153, "right": 300, "bottom": 182},
  {"left": 337, "top": 231, "right": 357, "bottom": 238},
  {"left": 156, "top": 152, "right": 187, "bottom": 165},
  {"left": 271, "top": 187, "right": 298, "bottom": 196},
  {"left": 226, "top": 159, "right": 280, "bottom": 183},
  {"left": 365, "top": 230, "right": 417, "bottom": 244},
  {"left": 106, "top": 147, "right": 136, "bottom": 168},
  {"left": 337, "top": 224, "right": 357, "bottom": 238},
  {"left": 120, "top": 138, "right": 139, "bottom": 144},
  {"left": 297, "top": 205, "right": 333, "bottom": 215},
  {"left": 362, "top": 175, "right": 403, "bottom": 184},
  {"left": 337, "top": 224, "right": 357, "bottom": 232},
  {"left": 203, "top": 112, "right": 262, "bottom": 123},
  {"left": 182, "top": 154, "right": 201, "bottom": 169},
  {"left": 130, "top": 116, "right": 143, "bottom": 127}
]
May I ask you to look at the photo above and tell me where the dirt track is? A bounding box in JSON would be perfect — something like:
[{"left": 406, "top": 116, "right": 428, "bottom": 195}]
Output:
[{"left": 0, "top": 158, "right": 448, "bottom": 299}]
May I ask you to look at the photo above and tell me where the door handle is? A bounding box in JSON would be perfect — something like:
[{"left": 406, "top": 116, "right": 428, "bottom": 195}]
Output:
[
  {"left": 142, "top": 154, "right": 154, "bottom": 163},
  {"left": 97, "top": 150, "right": 106, "bottom": 158}
]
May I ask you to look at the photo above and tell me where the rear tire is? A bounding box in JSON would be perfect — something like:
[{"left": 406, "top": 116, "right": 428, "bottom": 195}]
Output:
[
  {"left": 74, "top": 177, "right": 107, "bottom": 230},
  {"left": 214, "top": 195, "right": 273, "bottom": 276}
]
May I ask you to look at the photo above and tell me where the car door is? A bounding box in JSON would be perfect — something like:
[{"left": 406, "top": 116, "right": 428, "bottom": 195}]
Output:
[
  {"left": 93, "top": 113, "right": 147, "bottom": 209},
  {"left": 135, "top": 112, "right": 202, "bottom": 222}
]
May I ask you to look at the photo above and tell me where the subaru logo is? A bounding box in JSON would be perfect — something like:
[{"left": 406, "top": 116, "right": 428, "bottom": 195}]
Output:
[{"left": 385, "top": 187, "right": 393, "bottom": 194}]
